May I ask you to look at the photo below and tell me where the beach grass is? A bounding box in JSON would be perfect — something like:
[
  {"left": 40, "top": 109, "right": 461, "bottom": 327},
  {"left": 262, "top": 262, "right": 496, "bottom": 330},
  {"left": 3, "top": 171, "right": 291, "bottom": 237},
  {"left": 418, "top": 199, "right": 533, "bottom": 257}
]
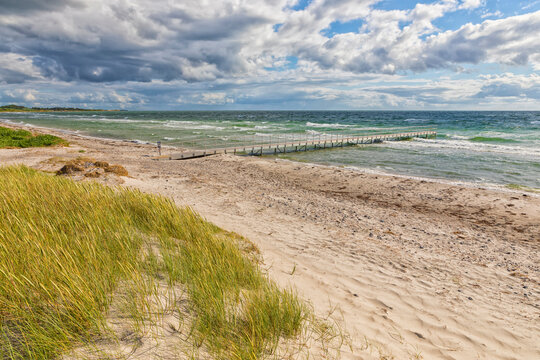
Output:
[
  {"left": 0, "top": 126, "right": 67, "bottom": 148},
  {"left": 0, "top": 166, "right": 337, "bottom": 359}
]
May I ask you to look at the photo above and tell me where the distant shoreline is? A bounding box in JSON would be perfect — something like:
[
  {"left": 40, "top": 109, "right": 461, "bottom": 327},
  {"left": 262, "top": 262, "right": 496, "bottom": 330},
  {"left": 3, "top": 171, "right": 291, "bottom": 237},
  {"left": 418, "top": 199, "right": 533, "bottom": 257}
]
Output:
[{"left": 0, "top": 104, "right": 122, "bottom": 112}]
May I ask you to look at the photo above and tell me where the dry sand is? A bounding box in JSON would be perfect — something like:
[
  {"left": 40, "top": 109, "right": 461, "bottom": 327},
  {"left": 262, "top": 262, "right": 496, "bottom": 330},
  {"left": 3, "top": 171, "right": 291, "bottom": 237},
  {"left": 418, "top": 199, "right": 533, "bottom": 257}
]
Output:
[{"left": 1, "top": 123, "right": 539, "bottom": 360}]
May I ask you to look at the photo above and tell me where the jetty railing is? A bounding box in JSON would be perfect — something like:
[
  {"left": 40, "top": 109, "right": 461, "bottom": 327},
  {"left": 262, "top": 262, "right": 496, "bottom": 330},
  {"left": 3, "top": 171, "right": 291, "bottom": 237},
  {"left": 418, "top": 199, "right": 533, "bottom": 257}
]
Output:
[{"left": 161, "top": 126, "right": 436, "bottom": 160}]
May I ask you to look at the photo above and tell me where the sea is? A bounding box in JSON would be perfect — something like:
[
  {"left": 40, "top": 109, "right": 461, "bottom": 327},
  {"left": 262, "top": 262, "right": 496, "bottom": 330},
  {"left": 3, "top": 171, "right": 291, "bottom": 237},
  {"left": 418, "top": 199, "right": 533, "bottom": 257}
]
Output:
[{"left": 2, "top": 111, "right": 539, "bottom": 190}]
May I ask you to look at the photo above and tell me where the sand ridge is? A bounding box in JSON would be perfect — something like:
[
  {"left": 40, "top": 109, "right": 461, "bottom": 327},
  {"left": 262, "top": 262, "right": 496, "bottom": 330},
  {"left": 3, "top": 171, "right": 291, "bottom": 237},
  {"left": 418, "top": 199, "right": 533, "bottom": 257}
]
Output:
[{"left": 1, "top": 123, "right": 539, "bottom": 359}]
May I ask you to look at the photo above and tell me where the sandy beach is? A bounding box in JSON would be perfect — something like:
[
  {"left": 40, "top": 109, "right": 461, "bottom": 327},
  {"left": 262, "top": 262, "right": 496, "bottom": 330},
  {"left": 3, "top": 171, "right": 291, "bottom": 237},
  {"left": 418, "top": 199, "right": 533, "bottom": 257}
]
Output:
[{"left": 1, "top": 123, "right": 539, "bottom": 360}]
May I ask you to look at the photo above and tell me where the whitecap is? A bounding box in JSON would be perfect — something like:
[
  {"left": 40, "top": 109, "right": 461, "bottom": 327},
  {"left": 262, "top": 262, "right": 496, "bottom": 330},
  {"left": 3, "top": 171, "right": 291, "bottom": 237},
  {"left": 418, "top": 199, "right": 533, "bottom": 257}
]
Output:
[
  {"left": 387, "top": 138, "right": 540, "bottom": 157},
  {"left": 446, "top": 134, "right": 468, "bottom": 140},
  {"left": 404, "top": 118, "right": 430, "bottom": 122},
  {"left": 164, "top": 121, "right": 225, "bottom": 131},
  {"left": 306, "top": 121, "right": 355, "bottom": 128}
]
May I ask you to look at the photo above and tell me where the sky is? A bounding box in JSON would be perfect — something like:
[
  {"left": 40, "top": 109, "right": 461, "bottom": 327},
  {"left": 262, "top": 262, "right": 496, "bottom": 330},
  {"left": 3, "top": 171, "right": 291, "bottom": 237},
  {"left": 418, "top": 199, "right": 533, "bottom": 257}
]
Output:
[{"left": 1, "top": 0, "right": 539, "bottom": 110}]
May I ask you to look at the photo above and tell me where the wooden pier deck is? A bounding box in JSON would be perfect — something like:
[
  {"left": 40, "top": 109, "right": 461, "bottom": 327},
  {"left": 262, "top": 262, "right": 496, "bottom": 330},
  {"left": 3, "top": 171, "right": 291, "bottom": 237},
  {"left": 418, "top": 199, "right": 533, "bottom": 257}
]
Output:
[{"left": 160, "top": 128, "right": 436, "bottom": 160}]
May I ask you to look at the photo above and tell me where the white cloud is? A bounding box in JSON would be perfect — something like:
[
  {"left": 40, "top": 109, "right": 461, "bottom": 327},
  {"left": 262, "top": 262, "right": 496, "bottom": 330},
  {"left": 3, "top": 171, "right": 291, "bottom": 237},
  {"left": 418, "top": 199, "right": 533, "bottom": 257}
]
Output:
[
  {"left": 425, "top": 12, "right": 540, "bottom": 67},
  {"left": 0, "top": 0, "right": 539, "bottom": 109},
  {"left": 1, "top": 0, "right": 538, "bottom": 80},
  {"left": 23, "top": 91, "right": 36, "bottom": 102},
  {"left": 459, "top": 0, "right": 485, "bottom": 10},
  {"left": 481, "top": 10, "right": 503, "bottom": 19},
  {"left": 0, "top": 54, "right": 42, "bottom": 84},
  {"left": 178, "top": 92, "right": 234, "bottom": 105},
  {"left": 522, "top": 1, "right": 540, "bottom": 10},
  {"left": 3, "top": 88, "right": 38, "bottom": 103},
  {"left": 111, "top": 91, "right": 132, "bottom": 104},
  {"left": 197, "top": 92, "right": 234, "bottom": 105}
]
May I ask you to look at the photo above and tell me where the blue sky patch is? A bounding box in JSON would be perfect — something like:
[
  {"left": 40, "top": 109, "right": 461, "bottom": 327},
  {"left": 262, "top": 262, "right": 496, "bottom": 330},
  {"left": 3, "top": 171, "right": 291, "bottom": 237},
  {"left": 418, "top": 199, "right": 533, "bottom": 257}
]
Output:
[
  {"left": 321, "top": 18, "right": 364, "bottom": 38},
  {"left": 290, "top": 0, "right": 311, "bottom": 11},
  {"left": 372, "top": 0, "right": 437, "bottom": 11},
  {"left": 265, "top": 56, "right": 298, "bottom": 71},
  {"left": 433, "top": 1, "right": 540, "bottom": 32}
]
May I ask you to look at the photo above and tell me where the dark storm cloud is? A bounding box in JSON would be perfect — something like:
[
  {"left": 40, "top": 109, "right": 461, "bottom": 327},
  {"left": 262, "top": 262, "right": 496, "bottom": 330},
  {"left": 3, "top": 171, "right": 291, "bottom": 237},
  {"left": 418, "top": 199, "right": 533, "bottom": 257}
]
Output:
[
  {"left": 160, "top": 12, "right": 270, "bottom": 41},
  {"left": 0, "top": 0, "right": 83, "bottom": 14},
  {"left": 474, "top": 83, "right": 540, "bottom": 99},
  {"left": 368, "top": 86, "right": 449, "bottom": 98},
  {"left": 0, "top": 1, "right": 271, "bottom": 83},
  {"left": 362, "top": 85, "right": 459, "bottom": 105},
  {"left": 0, "top": 68, "right": 35, "bottom": 84},
  {"left": 30, "top": 50, "right": 184, "bottom": 83},
  {"left": 27, "top": 47, "right": 245, "bottom": 83}
]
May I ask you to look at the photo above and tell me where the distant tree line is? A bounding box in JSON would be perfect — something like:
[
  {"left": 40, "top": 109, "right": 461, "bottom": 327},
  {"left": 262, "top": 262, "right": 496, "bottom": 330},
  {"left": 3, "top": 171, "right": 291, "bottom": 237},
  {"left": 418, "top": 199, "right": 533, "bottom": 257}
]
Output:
[
  {"left": 0, "top": 105, "right": 26, "bottom": 109},
  {"left": 0, "top": 104, "right": 106, "bottom": 111}
]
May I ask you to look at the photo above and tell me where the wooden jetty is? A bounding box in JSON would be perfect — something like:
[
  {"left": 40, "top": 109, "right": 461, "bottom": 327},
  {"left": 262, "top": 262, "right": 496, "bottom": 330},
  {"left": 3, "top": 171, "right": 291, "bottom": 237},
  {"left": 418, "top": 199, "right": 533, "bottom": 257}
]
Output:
[{"left": 161, "top": 128, "right": 436, "bottom": 160}]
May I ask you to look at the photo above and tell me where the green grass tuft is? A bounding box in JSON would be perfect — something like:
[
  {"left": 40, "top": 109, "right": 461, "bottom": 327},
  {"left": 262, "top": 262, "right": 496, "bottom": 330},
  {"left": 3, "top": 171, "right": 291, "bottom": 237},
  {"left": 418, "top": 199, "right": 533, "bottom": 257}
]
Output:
[
  {"left": 0, "top": 126, "right": 67, "bottom": 148},
  {"left": 0, "top": 166, "right": 334, "bottom": 359}
]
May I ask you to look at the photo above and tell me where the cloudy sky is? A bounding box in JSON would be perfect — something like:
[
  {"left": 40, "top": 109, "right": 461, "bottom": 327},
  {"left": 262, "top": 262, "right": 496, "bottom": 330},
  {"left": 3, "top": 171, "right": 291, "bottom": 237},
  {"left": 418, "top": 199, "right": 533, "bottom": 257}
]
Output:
[{"left": 1, "top": 0, "right": 539, "bottom": 110}]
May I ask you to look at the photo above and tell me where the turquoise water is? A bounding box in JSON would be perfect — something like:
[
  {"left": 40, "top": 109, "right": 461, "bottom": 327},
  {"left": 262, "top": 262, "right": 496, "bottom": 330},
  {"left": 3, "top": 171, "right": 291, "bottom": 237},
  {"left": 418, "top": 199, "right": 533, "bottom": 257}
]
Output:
[{"left": 2, "top": 111, "right": 539, "bottom": 188}]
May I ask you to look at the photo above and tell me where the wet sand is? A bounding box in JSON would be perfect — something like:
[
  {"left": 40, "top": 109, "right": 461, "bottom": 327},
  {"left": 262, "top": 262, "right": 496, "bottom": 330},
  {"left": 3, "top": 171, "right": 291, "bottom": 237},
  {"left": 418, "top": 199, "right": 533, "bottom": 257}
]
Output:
[{"left": 1, "top": 123, "right": 539, "bottom": 359}]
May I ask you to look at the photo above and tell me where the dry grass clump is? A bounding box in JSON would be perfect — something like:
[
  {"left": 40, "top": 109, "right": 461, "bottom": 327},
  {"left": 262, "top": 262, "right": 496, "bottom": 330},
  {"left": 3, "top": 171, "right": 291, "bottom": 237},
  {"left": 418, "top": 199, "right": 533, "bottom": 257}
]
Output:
[
  {"left": 84, "top": 168, "right": 104, "bottom": 178},
  {"left": 55, "top": 157, "right": 128, "bottom": 178},
  {"left": 0, "top": 166, "right": 342, "bottom": 360},
  {"left": 93, "top": 161, "right": 109, "bottom": 168},
  {"left": 104, "top": 164, "right": 129, "bottom": 176},
  {"left": 56, "top": 162, "right": 85, "bottom": 175}
]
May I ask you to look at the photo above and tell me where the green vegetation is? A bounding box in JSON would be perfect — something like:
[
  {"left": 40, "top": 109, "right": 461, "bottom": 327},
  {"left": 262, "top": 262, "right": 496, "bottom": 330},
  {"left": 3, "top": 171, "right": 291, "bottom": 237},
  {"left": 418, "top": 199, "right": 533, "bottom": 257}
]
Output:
[
  {"left": 0, "top": 126, "right": 67, "bottom": 148},
  {"left": 0, "top": 104, "right": 106, "bottom": 112},
  {"left": 505, "top": 183, "right": 540, "bottom": 193},
  {"left": 469, "top": 136, "right": 519, "bottom": 143},
  {"left": 0, "top": 166, "right": 341, "bottom": 359}
]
